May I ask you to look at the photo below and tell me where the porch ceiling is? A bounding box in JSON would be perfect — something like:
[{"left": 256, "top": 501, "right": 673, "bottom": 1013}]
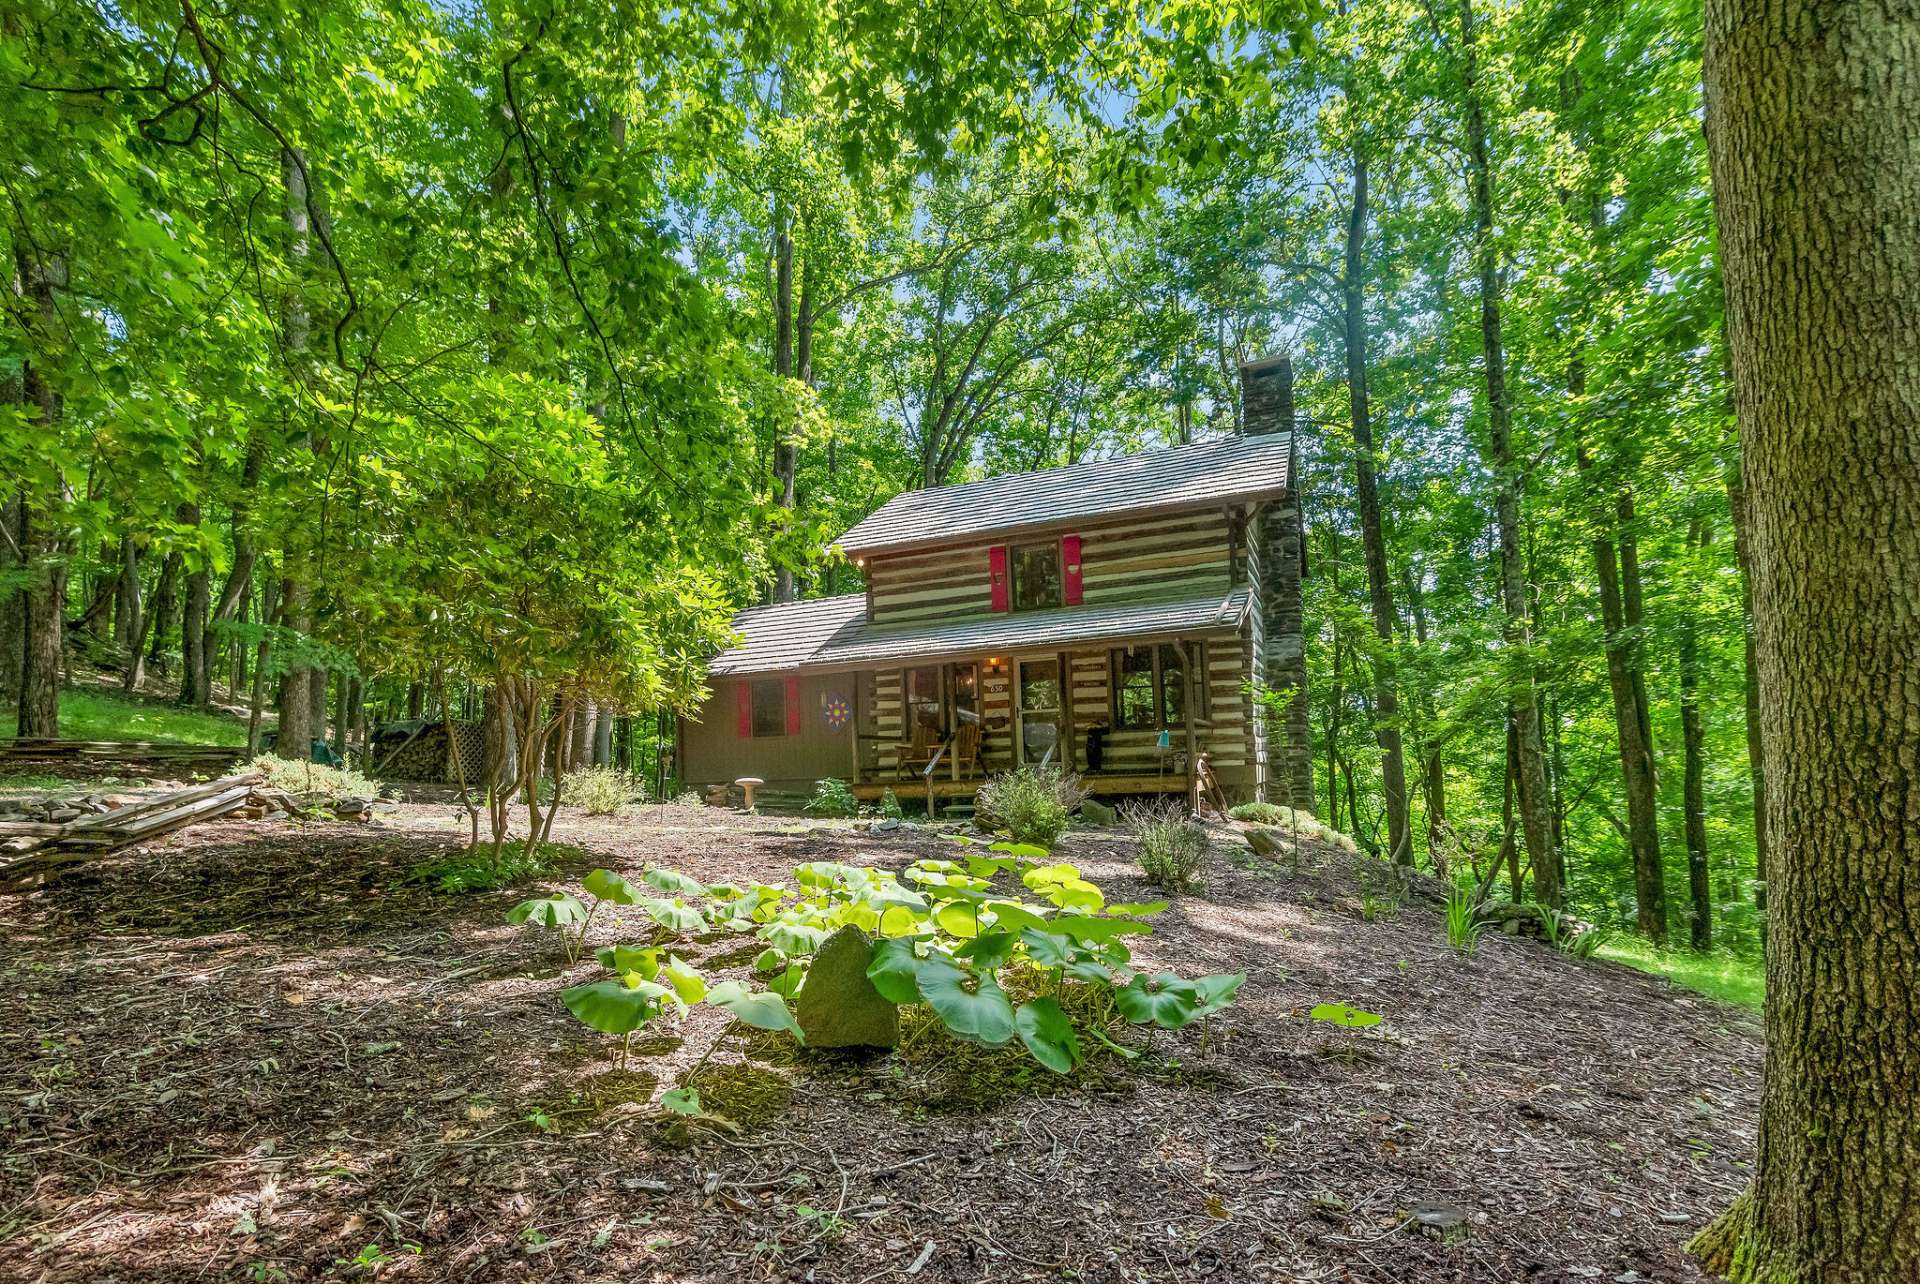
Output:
[{"left": 710, "top": 587, "right": 1252, "bottom": 678}]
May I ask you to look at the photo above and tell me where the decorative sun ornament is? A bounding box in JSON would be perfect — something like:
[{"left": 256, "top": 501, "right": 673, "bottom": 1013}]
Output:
[{"left": 822, "top": 694, "right": 851, "bottom": 730}]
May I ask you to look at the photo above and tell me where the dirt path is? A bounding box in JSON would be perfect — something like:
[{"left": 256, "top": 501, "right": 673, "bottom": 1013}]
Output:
[{"left": 0, "top": 803, "right": 1759, "bottom": 1283}]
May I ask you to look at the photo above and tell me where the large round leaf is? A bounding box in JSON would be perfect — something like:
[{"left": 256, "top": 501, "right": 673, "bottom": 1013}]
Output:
[
  {"left": 644, "top": 898, "right": 707, "bottom": 935},
  {"left": 866, "top": 937, "right": 924, "bottom": 1005},
  {"left": 878, "top": 904, "right": 927, "bottom": 937},
  {"left": 982, "top": 900, "right": 1051, "bottom": 933},
  {"left": 659, "top": 954, "right": 707, "bottom": 1005},
  {"left": 1192, "top": 974, "right": 1245, "bottom": 1019},
  {"left": 1014, "top": 998, "right": 1083, "bottom": 1073},
  {"left": 583, "top": 868, "right": 641, "bottom": 905},
  {"left": 594, "top": 944, "right": 662, "bottom": 977},
  {"left": 955, "top": 930, "right": 1020, "bottom": 971},
  {"left": 1049, "top": 914, "right": 1150, "bottom": 943},
  {"left": 914, "top": 956, "right": 1014, "bottom": 1046},
  {"left": 643, "top": 866, "right": 706, "bottom": 897},
  {"left": 707, "top": 980, "right": 806, "bottom": 1043},
  {"left": 1019, "top": 928, "right": 1079, "bottom": 968},
  {"left": 934, "top": 899, "right": 986, "bottom": 939},
  {"left": 1308, "top": 1002, "right": 1381, "bottom": 1029},
  {"left": 563, "top": 977, "right": 668, "bottom": 1035},
  {"left": 759, "top": 920, "right": 828, "bottom": 955},
  {"left": 1114, "top": 972, "right": 1201, "bottom": 1029},
  {"left": 507, "top": 892, "right": 587, "bottom": 928}
]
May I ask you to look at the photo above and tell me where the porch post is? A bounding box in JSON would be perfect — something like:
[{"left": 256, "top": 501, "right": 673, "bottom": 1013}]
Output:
[
  {"left": 848, "top": 674, "right": 862, "bottom": 786},
  {"left": 1183, "top": 639, "right": 1200, "bottom": 814}
]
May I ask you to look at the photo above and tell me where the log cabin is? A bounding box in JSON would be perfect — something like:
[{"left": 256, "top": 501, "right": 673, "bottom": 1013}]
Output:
[{"left": 679, "top": 357, "right": 1314, "bottom": 814}]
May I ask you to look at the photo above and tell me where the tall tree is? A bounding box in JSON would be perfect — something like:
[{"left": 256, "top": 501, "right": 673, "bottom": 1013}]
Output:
[{"left": 1691, "top": 0, "right": 1920, "bottom": 1275}]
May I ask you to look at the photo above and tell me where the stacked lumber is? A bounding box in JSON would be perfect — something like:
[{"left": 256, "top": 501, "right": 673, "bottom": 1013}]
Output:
[
  {"left": 0, "top": 772, "right": 277, "bottom": 890},
  {"left": 0, "top": 738, "right": 246, "bottom": 777}
]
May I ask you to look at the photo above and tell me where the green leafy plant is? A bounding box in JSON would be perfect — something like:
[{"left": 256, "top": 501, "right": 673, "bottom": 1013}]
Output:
[
  {"left": 878, "top": 788, "right": 903, "bottom": 819},
  {"left": 1124, "top": 798, "right": 1208, "bottom": 891},
  {"left": 975, "top": 767, "right": 1088, "bottom": 847},
  {"left": 411, "top": 838, "right": 559, "bottom": 892},
  {"left": 250, "top": 753, "right": 384, "bottom": 805},
  {"left": 563, "top": 766, "right": 645, "bottom": 816},
  {"left": 506, "top": 892, "right": 591, "bottom": 962},
  {"left": 804, "top": 777, "right": 858, "bottom": 818},
  {"left": 1228, "top": 801, "right": 1285, "bottom": 825},
  {"left": 563, "top": 943, "right": 705, "bottom": 1062},
  {"left": 1445, "top": 882, "right": 1482, "bottom": 956}
]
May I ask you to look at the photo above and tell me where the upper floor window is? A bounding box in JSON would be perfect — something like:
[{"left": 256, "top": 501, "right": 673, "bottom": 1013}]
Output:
[
  {"left": 1011, "top": 542, "right": 1062, "bottom": 611},
  {"left": 1110, "top": 643, "right": 1202, "bottom": 729}
]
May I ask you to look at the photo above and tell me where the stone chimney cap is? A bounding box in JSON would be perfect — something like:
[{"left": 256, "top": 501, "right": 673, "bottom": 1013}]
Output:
[{"left": 1239, "top": 353, "right": 1293, "bottom": 375}]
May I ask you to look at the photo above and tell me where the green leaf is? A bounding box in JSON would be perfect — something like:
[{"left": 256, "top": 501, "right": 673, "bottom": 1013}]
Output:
[
  {"left": 583, "top": 868, "right": 641, "bottom": 905},
  {"left": 981, "top": 899, "right": 1051, "bottom": 933},
  {"left": 914, "top": 956, "right": 1014, "bottom": 1046},
  {"left": 707, "top": 980, "right": 806, "bottom": 1043},
  {"left": 594, "top": 944, "right": 662, "bottom": 977},
  {"left": 766, "top": 963, "right": 807, "bottom": 999},
  {"left": 660, "top": 1087, "right": 704, "bottom": 1117},
  {"left": 934, "top": 899, "right": 985, "bottom": 938},
  {"left": 1019, "top": 928, "right": 1079, "bottom": 968},
  {"left": 759, "top": 920, "right": 829, "bottom": 955},
  {"left": 1014, "top": 998, "right": 1082, "bottom": 1073},
  {"left": 642, "top": 867, "right": 706, "bottom": 897},
  {"left": 1049, "top": 914, "right": 1152, "bottom": 943},
  {"left": 955, "top": 930, "right": 1020, "bottom": 970},
  {"left": 659, "top": 954, "right": 708, "bottom": 1005},
  {"left": 866, "top": 936, "right": 924, "bottom": 1005},
  {"left": 643, "top": 899, "right": 706, "bottom": 935},
  {"left": 1192, "top": 974, "right": 1245, "bottom": 1018},
  {"left": 507, "top": 892, "right": 587, "bottom": 928},
  {"left": 989, "top": 840, "right": 1051, "bottom": 861},
  {"left": 1308, "top": 1003, "right": 1381, "bottom": 1029},
  {"left": 562, "top": 977, "right": 667, "bottom": 1035},
  {"left": 752, "top": 947, "right": 788, "bottom": 974},
  {"left": 1114, "top": 972, "right": 1202, "bottom": 1029}
]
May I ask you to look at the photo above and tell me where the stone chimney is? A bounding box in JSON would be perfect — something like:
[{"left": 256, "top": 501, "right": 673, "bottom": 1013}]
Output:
[
  {"left": 1239, "top": 354, "right": 1294, "bottom": 436},
  {"left": 1239, "top": 355, "right": 1315, "bottom": 814}
]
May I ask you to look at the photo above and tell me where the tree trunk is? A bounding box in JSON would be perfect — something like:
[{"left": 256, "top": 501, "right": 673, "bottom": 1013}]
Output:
[
  {"left": 1680, "top": 518, "right": 1713, "bottom": 952},
  {"left": 1691, "top": 0, "right": 1920, "bottom": 1273},
  {"left": 770, "top": 197, "right": 798, "bottom": 604},
  {"left": 275, "top": 575, "right": 311, "bottom": 755},
  {"left": 247, "top": 578, "right": 279, "bottom": 757},
  {"left": 593, "top": 708, "right": 614, "bottom": 767},
  {"left": 122, "top": 541, "right": 151, "bottom": 693},
  {"left": 1456, "top": 0, "right": 1560, "bottom": 907},
  {"left": 145, "top": 552, "right": 179, "bottom": 677},
  {"left": 1342, "top": 152, "right": 1412, "bottom": 865},
  {"left": 14, "top": 249, "right": 67, "bottom": 739},
  {"left": 1579, "top": 432, "right": 1668, "bottom": 941},
  {"left": 112, "top": 537, "right": 135, "bottom": 654},
  {"left": 0, "top": 493, "right": 21, "bottom": 703},
  {"left": 177, "top": 505, "right": 211, "bottom": 709}
]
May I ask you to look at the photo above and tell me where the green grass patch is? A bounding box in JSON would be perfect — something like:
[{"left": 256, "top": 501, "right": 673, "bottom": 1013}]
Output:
[
  {"left": 408, "top": 839, "right": 591, "bottom": 893},
  {"left": 1596, "top": 936, "right": 1764, "bottom": 1011},
  {"left": 2, "top": 689, "right": 248, "bottom": 746}
]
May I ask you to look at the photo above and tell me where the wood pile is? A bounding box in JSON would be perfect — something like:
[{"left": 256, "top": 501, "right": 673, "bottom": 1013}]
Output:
[
  {"left": 0, "top": 737, "right": 246, "bottom": 778},
  {"left": 0, "top": 772, "right": 284, "bottom": 890}
]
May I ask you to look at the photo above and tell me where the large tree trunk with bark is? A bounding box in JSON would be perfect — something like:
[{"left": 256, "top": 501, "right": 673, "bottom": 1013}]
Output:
[
  {"left": 1342, "top": 154, "right": 1412, "bottom": 865},
  {"left": 0, "top": 493, "right": 23, "bottom": 702},
  {"left": 177, "top": 507, "right": 211, "bottom": 709},
  {"left": 14, "top": 248, "right": 68, "bottom": 738},
  {"left": 1691, "top": 0, "right": 1920, "bottom": 1275},
  {"left": 1456, "top": 0, "right": 1560, "bottom": 906}
]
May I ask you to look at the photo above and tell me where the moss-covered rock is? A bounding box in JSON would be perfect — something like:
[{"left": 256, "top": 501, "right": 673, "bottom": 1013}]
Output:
[{"left": 795, "top": 925, "right": 900, "bottom": 1048}]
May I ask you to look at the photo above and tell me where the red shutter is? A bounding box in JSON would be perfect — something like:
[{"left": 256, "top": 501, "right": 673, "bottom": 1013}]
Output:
[
  {"left": 1062, "top": 534, "right": 1083, "bottom": 605},
  {"left": 784, "top": 676, "right": 802, "bottom": 736},
  {"left": 736, "top": 681, "right": 752, "bottom": 737},
  {"left": 989, "top": 545, "right": 1010, "bottom": 612}
]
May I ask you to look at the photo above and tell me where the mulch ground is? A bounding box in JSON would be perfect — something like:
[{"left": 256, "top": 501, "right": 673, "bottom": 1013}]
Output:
[{"left": 0, "top": 800, "right": 1760, "bottom": 1283}]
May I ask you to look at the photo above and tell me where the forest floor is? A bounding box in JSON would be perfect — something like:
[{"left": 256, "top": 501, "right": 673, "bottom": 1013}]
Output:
[{"left": 0, "top": 799, "right": 1761, "bottom": 1284}]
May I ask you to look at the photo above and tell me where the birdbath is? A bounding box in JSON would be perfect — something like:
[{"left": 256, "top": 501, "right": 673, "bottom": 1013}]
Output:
[{"left": 734, "top": 777, "right": 765, "bottom": 812}]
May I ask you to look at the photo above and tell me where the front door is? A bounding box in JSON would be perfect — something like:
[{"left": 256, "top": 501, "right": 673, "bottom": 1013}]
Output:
[{"left": 1016, "top": 658, "right": 1062, "bottom": 767}]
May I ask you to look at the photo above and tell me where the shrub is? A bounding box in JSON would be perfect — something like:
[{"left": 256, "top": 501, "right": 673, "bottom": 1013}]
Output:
[
  {"left": 250, "top": 754, "right": 382, "bottom": 803},
  {"left": 1125, "top": 799, "right": 1208, "bottom": 891},
  {"left": 878, "top": 788, "right": 903, "bottom": 820},
  {"left": 976, "top": 767, "right": 1087, "bottom": 847},
  {"left": 411, "top": 838, "right": 562, "bottom": 892},
  {"left": 805, "top": 777, "right": 858, "bottom": 818},
  {"left": 1228, "top": 801, "right": 1285, "bottom": 826},
  {"left": 563, "top": 766, "right": 645, "bottom": 816}
]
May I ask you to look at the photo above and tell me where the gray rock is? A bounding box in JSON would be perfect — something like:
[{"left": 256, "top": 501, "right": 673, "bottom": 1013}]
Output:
[
  {"left": 1246, "top": 827, "right": 1284, "bottom": 858},
  {"left": 796, "top": 925, "right": 899, "bottom": 1049},
  {"left": 1080, "top": 799, "right": 1117, "bottom": 826}
]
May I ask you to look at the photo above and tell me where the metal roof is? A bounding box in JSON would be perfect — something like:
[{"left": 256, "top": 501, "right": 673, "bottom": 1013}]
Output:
[
  {"left": 709, "top": 589, "right": 1252, "bottom": 677},
  {"left": 837, "top": 433, "right": 1292, "bottom": 556}
]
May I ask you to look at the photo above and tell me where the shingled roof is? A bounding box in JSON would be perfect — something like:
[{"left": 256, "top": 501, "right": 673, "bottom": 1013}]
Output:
[
  {"left": 837, "top": 432, "right": 1292, "bottom": 557},
  {"left": 707, "top": 589, "right": 1253, "bottom": 677}
]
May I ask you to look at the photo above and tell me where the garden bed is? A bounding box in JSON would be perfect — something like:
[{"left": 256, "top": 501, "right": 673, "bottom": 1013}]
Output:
[{"left": 0, "top": 803, "right": 1760, "bottom": 1282}]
